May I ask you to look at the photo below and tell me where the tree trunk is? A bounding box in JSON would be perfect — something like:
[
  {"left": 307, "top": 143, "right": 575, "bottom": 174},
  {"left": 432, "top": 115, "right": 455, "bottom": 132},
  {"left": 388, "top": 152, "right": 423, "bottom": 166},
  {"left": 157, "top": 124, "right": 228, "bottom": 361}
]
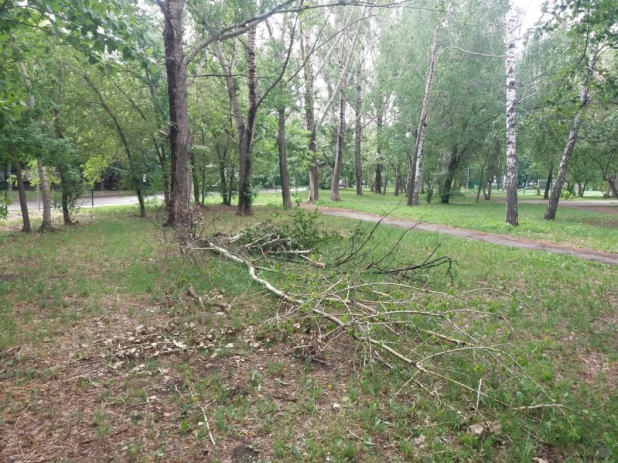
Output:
[
  {"left": 201, "top": 166, "right": 206, "bottom": 204},
  {"left": 411, "top": 24, "right": 440, "bottom": 206},
  {"left": 12, "top": 147, "right": 31, "bottom": 233},
  {"left": 543, "top": 165, "right": 553, "bottom": 200},
  {"left": 375, "top": 163, "right": 383, "bottom": 194},
  {"left": 330, "top": 49, "right": 346, "bottom": 202},
  {"left": 476, "top": 152, "right": 489, "bottom": 204},
  {"left": 162, "top": 0, "right": 191, "bottom": 227},
  {"left": 59, "top": 169, "right": 73, "bottom": 225},
  {"left": 441, "top": 147, "right": 460, "bottom": 204},
  {"left": 52, "top": 67, "right": 75, "bottom": 226},
  {"left": 383, "top": 163, "right": 388, "bottom": 195},
  {"left": 302, "top": 30, "right": 319, "bottom": 202},
  {"left": 545, "top": 48, "right": 598, "bottom": 220},
  {"left": 505, "top": 1, "right": 519, "bottom": 226},
  {"left": 237, "top": 26, "right": 259, "bottom": 215},
  {"left": 53, "top": 107, "right": 75, "bottom": 226},
  {"left": 405, "top": 153, "right": 414, "bottom": 201},
  {"left": 609, "top": 175, "right": 618, "bottom": 198},
  {"left": 394, "top": 163, "right": 401, "bottom": 196},
  {"left": 375, "top": 113, "right": 383, "bottom": 195},
  {"left": 218, "top": 149, "right": 229, "bottom": 205},
  {"left": 545, "top": 113, "right": 583, "bottom": 220},
  {"left": 277, "top": 107, "right": 293, "bottom": 208},
  {"left": 6, "top": 165, "right": 11, "bottom": 192},
  {"left": 354, "top": 59, "right": 363, "bottom": 196},
  {"left": 36, "top": 159, "right": 53, "bottom": 229},
  {"left": 191, "top": 153, "right": 200, "bottom": 205},
  {"left": 228, "top": 164, "right": 235, "bottom": 206},
  {"left": 136, "top": 187, "right": 145, "bottom": 216},
  {"left": 18, "top": 61, "right": 53, "bottom": 230}
]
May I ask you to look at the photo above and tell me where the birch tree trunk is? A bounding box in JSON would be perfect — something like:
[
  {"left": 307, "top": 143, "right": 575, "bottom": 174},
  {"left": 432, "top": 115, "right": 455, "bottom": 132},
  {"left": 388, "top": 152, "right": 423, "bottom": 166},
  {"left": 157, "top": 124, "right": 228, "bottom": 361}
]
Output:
[
  {"left": 18, "top": 61, "right": 53, "bottom": 230},
  {"left": 330, "top": 49, "right": 347, "bottom": 202},
  {"left": 505, "top": 1, "right": 519, "bottom": 226},
  {"left": 544, "top": 48, "right": 598, "bottom": 220},
  {"left": 411, "top": 24, "right": 440, "bottom": 206},
  {"left": 161, "top": 0, "right": 191, "bottom": 227},
  {"left": 354, "top": 59, "right": 363, "bottom": 196},
  {"left": 277, "top": 107, "right": 293, "bottom": 208}
]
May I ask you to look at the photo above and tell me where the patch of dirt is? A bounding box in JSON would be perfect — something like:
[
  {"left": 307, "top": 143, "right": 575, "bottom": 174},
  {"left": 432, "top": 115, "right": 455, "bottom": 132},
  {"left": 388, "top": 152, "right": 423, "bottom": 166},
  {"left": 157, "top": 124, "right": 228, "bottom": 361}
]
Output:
[
  {"left": 578, "top": 350, "right": 618, "bottom": 391},
  {"left": 534, "top": 444, "right": 565, "bottom": 463},
  {"left": 0, "top": 289, "right": 361, "bottom": 463},
  {"left": 0, "top": 273, "right": 20, "bottom": 282},
  {"left": 231, "top": 443, "right": 260, "bottom": 462}
]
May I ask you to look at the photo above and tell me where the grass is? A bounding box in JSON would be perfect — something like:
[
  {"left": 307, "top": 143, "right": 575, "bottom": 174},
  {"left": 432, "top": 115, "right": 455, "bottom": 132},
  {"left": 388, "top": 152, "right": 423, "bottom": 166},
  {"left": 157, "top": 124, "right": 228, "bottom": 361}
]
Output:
[
  {"left": 295, "top": 188, "right": 618, "bottom": 254},
  {"left": 0, "top": 203, "right": 617, "bottom": 462}
]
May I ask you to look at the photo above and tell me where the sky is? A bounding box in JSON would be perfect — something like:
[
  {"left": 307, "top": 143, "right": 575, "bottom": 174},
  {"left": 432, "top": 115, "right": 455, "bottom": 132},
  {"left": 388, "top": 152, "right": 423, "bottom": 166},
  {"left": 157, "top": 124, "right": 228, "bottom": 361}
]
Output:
[{"left": 515, "top": 0, "right": 544, "bottom": 34}]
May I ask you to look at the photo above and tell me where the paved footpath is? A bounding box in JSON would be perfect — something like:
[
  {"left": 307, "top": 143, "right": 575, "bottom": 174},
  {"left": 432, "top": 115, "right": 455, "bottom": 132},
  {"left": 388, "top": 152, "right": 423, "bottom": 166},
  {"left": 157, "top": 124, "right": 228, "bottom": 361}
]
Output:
[{"left": 311, "top": 206, "right": 618, "bottom": 266}]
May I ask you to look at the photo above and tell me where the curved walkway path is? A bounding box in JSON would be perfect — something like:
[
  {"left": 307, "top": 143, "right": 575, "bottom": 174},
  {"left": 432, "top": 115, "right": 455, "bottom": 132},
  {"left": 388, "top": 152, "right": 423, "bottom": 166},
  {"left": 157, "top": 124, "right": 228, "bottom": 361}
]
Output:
[{"left": 310, "top": 206, "right": 618, "bottom": 266}]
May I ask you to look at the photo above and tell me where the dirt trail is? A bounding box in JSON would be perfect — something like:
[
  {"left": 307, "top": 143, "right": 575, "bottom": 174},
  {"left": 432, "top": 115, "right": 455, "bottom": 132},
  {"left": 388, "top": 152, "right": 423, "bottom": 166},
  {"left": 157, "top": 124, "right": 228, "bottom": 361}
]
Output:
[{"left": 310, "top": 206, "right": 618, "bottom": 266}]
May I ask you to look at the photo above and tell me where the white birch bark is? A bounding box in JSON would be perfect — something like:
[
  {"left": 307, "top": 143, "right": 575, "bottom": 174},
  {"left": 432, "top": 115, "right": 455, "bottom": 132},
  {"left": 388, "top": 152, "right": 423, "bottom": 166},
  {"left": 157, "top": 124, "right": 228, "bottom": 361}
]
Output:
[
  {"left": 505, "top": 1, "right": 519, "bottom": 226},
  {"left": 411, "top": 25, "right": 440, "bottom": 205}
]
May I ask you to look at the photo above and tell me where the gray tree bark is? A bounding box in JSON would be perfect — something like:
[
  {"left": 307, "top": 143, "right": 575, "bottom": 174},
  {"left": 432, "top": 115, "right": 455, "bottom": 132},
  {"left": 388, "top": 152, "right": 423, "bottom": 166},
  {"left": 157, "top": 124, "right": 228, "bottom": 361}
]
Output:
[
  {"left": 354, "top": 58, "right": 363, "bottom": 196},
  {"left": 375, "top": 113, "right": 383, "bottom": 195},
  {"left": 330, "top": 48, "right": 347, "bottom": 202},
  {"left": 161, "top": 0, "right": 191, "bottom": 227},
  {"left": 545, "top": 48, "right": 598, "bottom": 220},
  {"left": 277, "top": 107, "right": 293, "bottom": 208},
  {"left": 18, "top": 61, "right": 53, "bottom": 230},
  {"left": 302, "top": 29, "right": 320, "bottom": 202},
  {"left": 411, "top": 24, "right": 440, "bottom": 206},
  {"left": 12, "top": 147, "right": 31, "bottom": 233}
]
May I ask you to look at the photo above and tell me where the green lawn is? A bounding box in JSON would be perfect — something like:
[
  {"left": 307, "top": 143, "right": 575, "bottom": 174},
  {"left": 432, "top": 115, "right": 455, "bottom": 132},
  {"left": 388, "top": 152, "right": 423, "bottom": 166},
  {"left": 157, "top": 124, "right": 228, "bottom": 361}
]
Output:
[
  {"left": 1, "top": 203, "right": 617, "bottom": 461},
  {"left": 295, "top": 188, "right": 618, "bottom": 254}
]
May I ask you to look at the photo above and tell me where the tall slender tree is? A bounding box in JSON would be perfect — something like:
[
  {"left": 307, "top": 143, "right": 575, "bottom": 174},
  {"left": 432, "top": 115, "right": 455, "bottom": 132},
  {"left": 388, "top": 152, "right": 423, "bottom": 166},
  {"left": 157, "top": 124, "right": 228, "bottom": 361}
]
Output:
[{"left": 505, "top": 0, "right": 519, "bottom": 226}]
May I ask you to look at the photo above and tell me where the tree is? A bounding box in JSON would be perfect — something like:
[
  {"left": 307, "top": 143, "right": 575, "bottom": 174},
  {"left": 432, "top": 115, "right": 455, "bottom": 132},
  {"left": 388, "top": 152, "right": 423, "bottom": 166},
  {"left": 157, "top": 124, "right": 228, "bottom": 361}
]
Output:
[
  {"left": 544, "top": 46, "right": 599, "bottom": 220},
  {"left": 505, "top": 0, "right": 519, "bottom": 226},
  {"left": 410, "top": 23, "right": 440, "bottom": 206},
  {"left": 18, "top": 61, "right": 54, "bottom": 230}
]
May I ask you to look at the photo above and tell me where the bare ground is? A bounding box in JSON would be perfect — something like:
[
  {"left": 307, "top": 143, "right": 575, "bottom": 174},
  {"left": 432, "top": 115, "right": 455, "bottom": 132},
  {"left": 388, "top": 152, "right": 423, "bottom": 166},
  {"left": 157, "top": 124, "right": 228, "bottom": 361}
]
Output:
[{"left": 0, "top": 292, "right": 359, "bottom": 463}]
